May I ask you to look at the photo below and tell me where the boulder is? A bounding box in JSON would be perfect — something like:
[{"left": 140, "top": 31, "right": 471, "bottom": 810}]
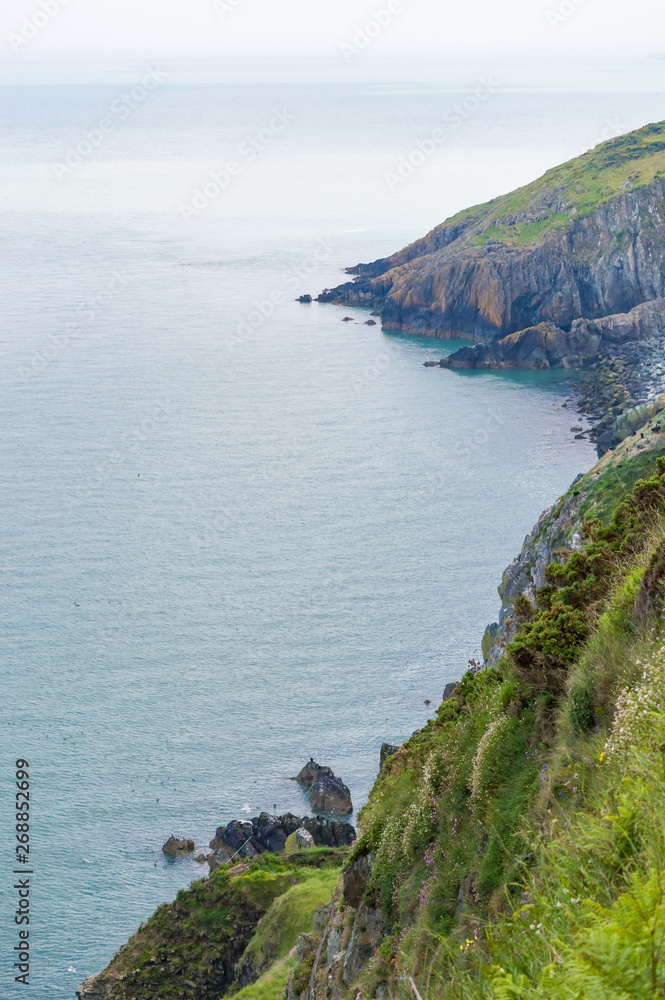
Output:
[
  {"left": 293, "top": 759, "right": 353, "bottom": 815},
  {"left": 285, "top": 826, "right": 315, "bottom": 854},
  {"left": 296, "top": 826, "right": 315, "bottom": 848},
  {"left": 310, "top": 773, "right": 352, "bottom": 815},
  {"left": 442, "top": 681, "right": 459, "bottom": 701},
  {"left": 297, "top": 294, "right": 313, "bottom": 303},
  {"left": 161, "top": 836, "right": 195, "bottom": 857}
]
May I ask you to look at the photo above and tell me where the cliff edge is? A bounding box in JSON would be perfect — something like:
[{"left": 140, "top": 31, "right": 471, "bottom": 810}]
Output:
[{"left": 319, "top": 121, "right": 665, "bottom": 365}]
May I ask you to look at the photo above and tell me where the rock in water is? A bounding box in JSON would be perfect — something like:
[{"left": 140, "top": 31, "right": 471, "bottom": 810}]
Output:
[
  {"left": 293, "top": 759, "right": 353, "bottom": 814},
  {"left": 293, "top": 759, "right": 335, "bottom": 788},
  {"left": 162, "top": 836, "right": 195, "bottom": 857},
  {"left": 309, "top": 772, "right": 353, "bottom": 815},
  {"left": 296, "top": 294, "right": 312, "bottom": 302}
]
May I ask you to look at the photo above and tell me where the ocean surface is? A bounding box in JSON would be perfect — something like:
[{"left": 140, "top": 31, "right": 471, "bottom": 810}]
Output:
[{"left": 1, "top": 62, "right": 663, "bottom": 996}]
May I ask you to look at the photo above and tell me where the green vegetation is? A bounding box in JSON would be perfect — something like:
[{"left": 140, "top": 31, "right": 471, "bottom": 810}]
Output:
[
  {"left": 431, "top": 120, "right": 665, "bottom": 248},
  {"left": 240, "top": 868, "right": 339, "bottom": 972},
  {"left": 331, "top": 453, "right": 665, "bottom": 999},
  {"left": 94, "top": 850, "right": 345, "bottom": 1000},
  {"left": 233, "top": 958, "right": 297, "bottom": 1000},
  {"left": 89, "top": 420, "right": 665, "bottom": 1000}
]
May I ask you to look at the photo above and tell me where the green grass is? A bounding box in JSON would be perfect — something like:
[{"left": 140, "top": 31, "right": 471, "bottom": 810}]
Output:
[
  {"left": 242, "top": 868, "right": 339, "bottom": 967},
  {"left": 91, "top": 850, "right": 346, "bottom": 999},
  {"left": 317, "top": 452, "right": 665, "bottom": 1000},
  {"left": 428, "top": 121, "right": 665, "bottom": 250},
  {"left": 232, "top": 957, "right": 297, "bottom": 1000}
]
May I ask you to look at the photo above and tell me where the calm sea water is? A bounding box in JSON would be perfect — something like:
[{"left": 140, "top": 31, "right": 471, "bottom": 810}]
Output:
[{"left": 1, "top": 67, "right": 663, "bottom": 996}]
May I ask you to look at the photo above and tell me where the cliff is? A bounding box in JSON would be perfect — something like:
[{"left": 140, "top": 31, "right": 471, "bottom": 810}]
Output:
[
  {"left": 79, "top": 432, "right": 665, "bottom": 1000},
  {"left": 319, "top": 122, "right": 665, "bottom": 364},
  {"left": 77, "top": 124, "right": 665, "bottom": 1000}
]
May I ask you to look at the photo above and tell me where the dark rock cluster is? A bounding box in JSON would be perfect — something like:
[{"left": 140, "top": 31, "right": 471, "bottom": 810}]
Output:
[{"left": 208, "top": 811, "right": 355, "bottom": 868}]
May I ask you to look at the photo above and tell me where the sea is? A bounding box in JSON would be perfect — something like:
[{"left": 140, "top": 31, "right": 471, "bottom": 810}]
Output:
[{"left": 1, "top": 51, "right": 663, "bottom": 997}]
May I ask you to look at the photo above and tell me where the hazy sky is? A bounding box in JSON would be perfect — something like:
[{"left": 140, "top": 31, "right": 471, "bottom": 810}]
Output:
[{"left": 2, "top": 0, "right": 664, "bottom": 61}]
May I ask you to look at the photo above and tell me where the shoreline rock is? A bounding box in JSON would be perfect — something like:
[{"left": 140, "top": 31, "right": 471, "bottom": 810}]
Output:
[
  {"left": 208, "top": 811, "right": 355, "bottom": 868},
  {"left": 162, "top": 836, "right": 195, "bottom": 857},
  {"left": 293, "top": 759, "right": 353, "bottom": 815}
]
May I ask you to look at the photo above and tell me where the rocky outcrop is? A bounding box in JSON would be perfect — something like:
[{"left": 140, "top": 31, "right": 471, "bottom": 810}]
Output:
[
  {"left": 596, "top": 397, "right": 665, "bottom": 456},
  {"left": 379, "top": 743, "right": 400, "bottom": 773},
  {"left": 161, "top": 835, "right": 194, "bottom": 856},
  {"left": 483, "top": 489, "right": 587, "bottom": 666},
  {"left": 208, "top": 811, "right": 355, "bottom": 867},
  {"left": 436, "top": 301, "right": 665, "bottom": 371},
  {"left": 310, "top": 773, "right": 352, "bottom": 815},
  {"left": 318, "top": 123, "right": 665, "bottom": 368},
  {"left": 289, "top": 852, "right": 387, "bottom": 1000},
  {"left": 285, "top": 827, "right": 316, "bottom": 853},
  {"left": 294, "top": 760, "right": 353, "bottom": 815}
]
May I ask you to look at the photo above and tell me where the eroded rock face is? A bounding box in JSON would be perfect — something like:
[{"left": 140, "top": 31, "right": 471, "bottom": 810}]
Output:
[
  {"left": 319, "top": 180, "right": 665, "bottom": 347},
  {"left": 379, "top": 743, "right": 399, "bottom": 773},
  {"left": 76, "top": 976, "right": 116, "bottom": 1000},
  {"left": 443, "top": 682, "right": 459, "bottom": 701},
  {"left": 341, "top": 905, "right": 387, "bottom": 987},
  {"left": 437, "top": 301, "right": 665, "bottom": 371},
  {"left": 343, "top": 853, "right": 374, "bottom": 909}
]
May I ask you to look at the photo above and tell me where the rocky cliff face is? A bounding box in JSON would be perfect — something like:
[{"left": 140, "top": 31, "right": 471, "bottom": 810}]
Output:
[
  {"left": 319, "top": 123, "right": 665, "bottom": 359},
  {"left": 483, "top": 417, "right": 665, "bottom": 665},
  {"left": 435, "top": 300, "right": 665, "bottom": 371}
]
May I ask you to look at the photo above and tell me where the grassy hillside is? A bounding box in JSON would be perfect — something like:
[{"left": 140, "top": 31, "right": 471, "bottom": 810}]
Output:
[
  {"left": 326, "top": 450, "right": 665, "bottom": 999},
  {"left": 83, "top": 426, "right": 665, "bottom": 1000},
  {"left": 433, "top": 121, "right": 665, "bottom": 249},
  {"left": 81, "top": 851, "right": 346, "bottom": 1000}
]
